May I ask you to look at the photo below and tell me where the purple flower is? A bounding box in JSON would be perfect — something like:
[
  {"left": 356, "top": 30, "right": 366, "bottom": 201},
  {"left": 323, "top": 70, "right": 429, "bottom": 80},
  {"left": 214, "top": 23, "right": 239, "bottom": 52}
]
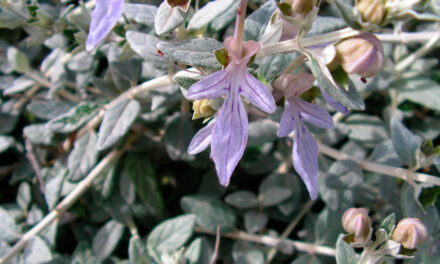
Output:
[
  {"left": 273, "top": 73, "right": 334, "bottom": 199},
  {"left": 86, "top": 0, "right": 124, "bottom": 52},
  {"left": 187, "top": 37, "right": 276, "bottom": 186}
]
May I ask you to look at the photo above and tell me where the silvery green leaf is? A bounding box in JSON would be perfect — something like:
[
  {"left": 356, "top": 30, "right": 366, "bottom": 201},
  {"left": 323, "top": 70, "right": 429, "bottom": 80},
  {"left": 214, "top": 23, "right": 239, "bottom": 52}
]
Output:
[
  {"left": 210, "top": 0, "right": 239, "bottom": 31},
  {"left": 325, "top": 160, "right": 363, "bottom": 190},
  {"left": 244, "top": 0, "right": 277, "bottom": 41},
  {"left": 71, "top": 242, "right": 98, "bottom": 264},
  {"left": 97, "top": 99, "right": 140, "bottom": 150},
  {"left": 259, "top": 173, "right": 301, "bottom": 214},
  {"left": 0, "top": 206, "right": 21, "bottom": 242},
  {"left": 67, "top": 2, "right": 91, "bottom": 32},
  {"left": 309, "top": 56, "right": 365, "bottom": 110},
  {"left": 92, "top": 220, "right": 125, "bottom": 262},
  {"left": 68, "top": 131, "right": 99, "bottom": 182},
  {"left": 232, "top": 241, "right": 264, "bottom": 264},
  {"left": 164, "top": 113, "right": 194, "bottom": 161},
  {"left": 244, "top": 210, "right": 268, "bottom": 234},
  {"left": 126, "top": 31, "right": 166, "bottom": 71},
  {"left": 125, "top": 153, "right": 165, "bottom": 218},
  {"left": 24, "top": 236, "right": 53, "bottom": 264},
  {"left": 0, "top": 100, "right": 19, "bottom": 134},
  {"left": 377, "top": 240, "right": 402, "bottom": 257},
  {"left": 370, "top": 140, "right": 402, "bottom": 167},
  {"left": 154, "top": 1, "right": 187, "bottom": 35},
  {"left": 187, "top": 0, "right": 235, "bottom": 30},
  {"left": 260, "top": 187, "right": 292, "bottom": 207},
  {"left": 147, "top": 214, "right": 196, "bottom": 256},
  {"left": 124, "top": 3, "right": 157, "bottom": 27},
  {"left": 110, "top": 59, "right": 142, "bottom": 90},
  {"left": 7, "top": 47, "right": 30, "bottom": 73},
  {"left": 256, "top": 53, "right": 295, "bottom": 82},
  {"left": 391, "top": 117, "right": 422, "bottom": 168},
  {"left": 23, "top": 124, "right": 55, "bottom": 146},
  {"left": 128, "top": 236, "right": 151, "bottom": 264},
  {"left": 48, "top": 102, "right": 100, "bottom": 133},
  {"left": 184, "top": 238, "right": 202, "bottom": 264},
  {"left": 67, "top": 51, "right": 94, "bottom": 72},
  {"left": 307, "top": 16, "right": 347, "bottom": 37},
  {"left": 225, "top": 191, "right": 259, "bottom": 209},
  {"left": 247, "top": 120, "right": 278, "bottom": 147},
  {"left": 26, "top": 100, "right": 74, "bottom": 120},
  {"left": 335, "top": 235, "right": 358, "bottom": 264},
  {"left": 380, "top": 213, "right": 396, "bottom": 235},
  {"left": 17, "top": 182, "right": 31, "bottom": 212},
  {"left": 316, "top": 208, "right": 344, "bottom": 245},
  {"left": 331, "top": 0, "right": 362, "bottom": 29},
  {"left": 43, "top": 163, "right": 68, "bottom": 210},
  {"left": 401, "top": 184, "right": 439, "bottom": 234},
  {"left": 181, "top": 195, "right": 236, "bottom": 232},
  {"left": 395, "top": 77, "right": 440, "bottom": 112},
  {"left": 344, "top": 114, "right": 388, "bottom": 144},
  {"left": 157, "top": 38, "right": 222, "bottom": 69},
  {"left": 2, "top": 76, "right": 34, "bottom": 96},
  {"left": 0, "top": 135, "right": 14, "bottom": 153}
]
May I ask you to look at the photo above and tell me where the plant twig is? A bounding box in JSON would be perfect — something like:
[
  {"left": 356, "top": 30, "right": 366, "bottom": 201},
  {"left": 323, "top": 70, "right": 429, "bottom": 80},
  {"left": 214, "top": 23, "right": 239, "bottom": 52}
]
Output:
[
  {"left": 25, "top": 140, "right": 45, "bottom": 194},
  {"left": 395, "top": 33, "right": 440, "bottom": 72},
  {"left": 317, "top": 142, "right": 440, "bottom": 186},
  {"left": 266, "top": 200, "right": 315, "bottom": 263},
  {"left": 195, "top": 227, "right": 336, "bottom": 257},
  {"left": 0, "top": 134, "right": 140, "bottom": 264}
]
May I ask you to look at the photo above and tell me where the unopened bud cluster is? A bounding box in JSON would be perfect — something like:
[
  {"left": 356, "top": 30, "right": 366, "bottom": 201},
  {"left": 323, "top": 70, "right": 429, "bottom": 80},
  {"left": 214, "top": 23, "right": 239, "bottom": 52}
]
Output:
[
  {"left": 391, "top": 218, "right": 428, "bottom": 249},
  {"left": 331, "top": 33, "right": 384, "bottom": 78}
]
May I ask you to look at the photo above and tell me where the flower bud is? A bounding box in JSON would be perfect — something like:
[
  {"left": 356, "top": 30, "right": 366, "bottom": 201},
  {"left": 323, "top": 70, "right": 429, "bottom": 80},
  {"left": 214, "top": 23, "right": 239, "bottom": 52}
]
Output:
[
  {"left": 391, "top": 218, "right": 428, "bottom": 249},
  {"left": 335, "top": 33, "right": 384, "bottom": 78},
  {"left": 342, "top": 208, "right": 372, "bottom": 244},
  {"left": 356, "top": 0, "right": 386, "bottom": 25},
  {"left": 286, "top": 0, "right": 317, "bottom": 17},
  {"left": 192, "top": 99, "right": 215, "bottom": 119}
]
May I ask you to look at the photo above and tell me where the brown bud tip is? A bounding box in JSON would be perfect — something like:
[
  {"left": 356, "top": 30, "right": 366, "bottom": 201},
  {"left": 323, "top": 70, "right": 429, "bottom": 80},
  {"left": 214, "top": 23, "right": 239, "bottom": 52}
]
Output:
[{"left": 391, "top": 218, "right": 428, "bottom": 249}]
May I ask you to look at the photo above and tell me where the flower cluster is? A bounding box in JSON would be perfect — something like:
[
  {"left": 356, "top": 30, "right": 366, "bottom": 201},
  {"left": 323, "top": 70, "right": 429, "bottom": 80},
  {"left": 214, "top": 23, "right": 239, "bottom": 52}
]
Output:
[{"left": 86, "top": 0, "right": 386, "bottom": 200}]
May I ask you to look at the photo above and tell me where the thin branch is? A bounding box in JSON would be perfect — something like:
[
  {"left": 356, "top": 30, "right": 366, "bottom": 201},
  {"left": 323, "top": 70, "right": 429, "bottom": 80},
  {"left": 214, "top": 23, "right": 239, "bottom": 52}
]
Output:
[
  {"left": 258, "top": 29, "right": 440, "bottom": 58},
  {"left": 209, "top": 226, "right": 221, "bottom": 264},
  {"left": 0, "top": 134, "right": 140, "bottom": 264},
  {"left": 266, "top": 200, "right": 315, "bottom": 263},
  {"left": 25, "top": 140, "right": 45, "bottom": 194},
  {"left": 395, "top": 33, "right": 440, "bottom": 72},
  {"left": 317, "top": 142, "right": 440, "bottom": 186},
  {"left": 195, "top": 227, "right": 336, "bottom": 257}
]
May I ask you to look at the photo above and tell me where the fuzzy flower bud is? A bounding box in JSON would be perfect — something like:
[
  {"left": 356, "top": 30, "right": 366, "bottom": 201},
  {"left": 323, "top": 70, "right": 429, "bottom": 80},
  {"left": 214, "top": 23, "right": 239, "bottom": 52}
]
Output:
[
  {"left": 342, "top": 208, "right": 372, "bottom": 244},
  {"left": 192, "top": 99, "right": 215, "bottom": 119},
  {"left": 285, "top": 0, "right": 317, "bottom": 16},
  {"left": 356, "top": 0, "right": 386, "bottom": 25},
  {"left": 391, "top": 218, "right": 428, "bottom": 249},
  {"left": 335, "top": 33, "right": 384, "bottom": 78}
]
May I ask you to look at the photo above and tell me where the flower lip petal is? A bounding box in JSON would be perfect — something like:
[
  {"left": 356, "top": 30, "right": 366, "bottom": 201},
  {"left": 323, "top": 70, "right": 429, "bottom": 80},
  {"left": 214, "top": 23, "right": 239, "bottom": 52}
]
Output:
[
  {"left": 188, "top": 120, "right": 215, "bottom": 154},
  {"left": 277, "top": 99, "right": 295, "bottom": 137},
  {"left": 86, "top": 0, "right": 124, "bottom": 52},
  {"left": 293, "top": 123, "right": 319, "bottom": 200},
  {"left": 211, "top": 87, "right": 248, "bottom": 186},
  {"left": 241, "top": 70, "right": 276, "bottom": 114},
  {"left": 296, "top": 98, "right": 334, "bottom": 129}
]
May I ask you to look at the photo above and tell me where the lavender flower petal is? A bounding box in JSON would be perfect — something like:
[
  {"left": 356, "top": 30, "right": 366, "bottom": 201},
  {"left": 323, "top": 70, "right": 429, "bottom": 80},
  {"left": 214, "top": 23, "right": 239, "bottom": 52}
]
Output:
[
  {"left": 188, "top": 121, "right": 214, "bottom": 154},
  {"left": 320, "top": 88, "right": 350, "bottom": 115},
  {"left": 296, "top": 98, "right": 334, "bottom": 129},
  {"left": 241, "top": 70, "right": 276, "bottom": 113},
  {"left": 211, "top": 87, "right": 248, "bottom": 186},
  {"left": 86, "top": 0, "right": 124, "bottom": 52},
  {"left": 187, "top": 70, "right": 229, "bottom": 100},
  {"left": 277, "top": 99, "right": 295, "bottom": 137},
  {"left": 293, "top": 122, "right": 319, "bottom": 200}
]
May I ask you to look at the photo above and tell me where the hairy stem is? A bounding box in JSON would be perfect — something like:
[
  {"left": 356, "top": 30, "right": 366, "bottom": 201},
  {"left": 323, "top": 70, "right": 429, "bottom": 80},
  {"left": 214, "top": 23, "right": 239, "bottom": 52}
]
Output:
[
  {"left": 317, "top": 142, "right": 440, "bottom": 186},
  {"left": 195, "top": 227, "right": 336, "bottom": 257}
]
